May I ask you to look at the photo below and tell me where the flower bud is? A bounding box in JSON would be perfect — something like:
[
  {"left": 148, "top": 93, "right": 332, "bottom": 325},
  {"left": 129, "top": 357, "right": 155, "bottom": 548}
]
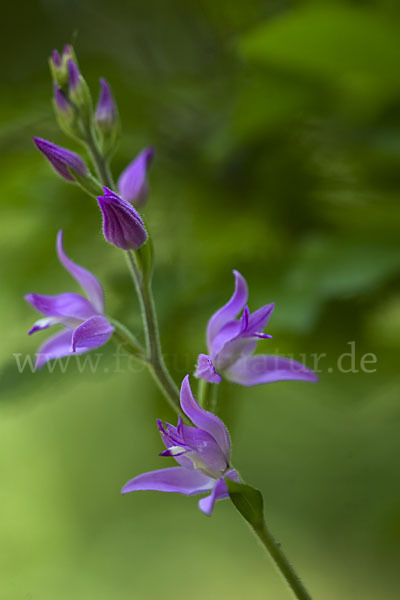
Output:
[
  {"left": 49, "top": 44, "right": 76, "bottom": 88},
  {"left": 33, "top": 137, "right": 88, "bottom": 182},
  {"left": 118, "top": 148, "right": 154, "bottom": 207},
  {"left": 97, "top": 187, "right": 148, "bottom": 250},
  {"left": 67, "top": 59, "right": 92, "bottom": 122},
  {"left": 95, "top": 78, "right": 117, "bottom": 132},
  {"left": 52, "top": 83, "right": 81, "bottom": 139},
  {"left": 95, "top": 78, "right": 119, "bottom": 155}
]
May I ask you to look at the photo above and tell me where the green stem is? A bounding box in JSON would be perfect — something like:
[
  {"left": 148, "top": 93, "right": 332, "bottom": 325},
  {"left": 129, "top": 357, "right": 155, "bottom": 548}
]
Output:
[
  {"left": 83, "top": 121, "right": 183, "bottom": 420},
  {"left": 238, "top": 506, "right": 311, "bottom": 600},
  {"left": 125, "top": 251, "right": 186, "bottom": 421}
]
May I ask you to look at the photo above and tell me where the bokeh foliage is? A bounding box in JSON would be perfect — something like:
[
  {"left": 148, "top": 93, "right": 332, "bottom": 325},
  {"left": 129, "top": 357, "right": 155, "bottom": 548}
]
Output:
[{"left": 1, "top": 1, "right": 400, "bottom": 598}]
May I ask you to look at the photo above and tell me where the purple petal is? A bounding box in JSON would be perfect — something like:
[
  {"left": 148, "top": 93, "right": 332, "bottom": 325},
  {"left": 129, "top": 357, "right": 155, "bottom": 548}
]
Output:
[
  {"left": 206, "top": 270, "right": 248, "bottom": 350},
  {"left": 118, "top": 148, "right": 154, "bottom": 207},
  {"left": 247, "top": 303, "right": 275, "bottom": 334},
  {"left": 194, "top": 354, "right": 222, "bottom": 383},
  {"left": 198, "top": 478, "right": 228, "bottom": 516},
  {"left": 157, "top": 420, "right": 195, "bottom": 469},
  {"left": 57, "top": 231, "right": 104, "bottom": 314},
  {"left": 226, "top": 355, "right": 319, "bottom": 386},
  {"left": 71, "top": 315, "right": 114, "bottom": 352},
  {"left": 25, "top": 292, "right": 96, "bottom": 321},
  {"left": 179, "top": 423, "right": 229, "bottom": 475},
  {"left": 180, "top": 375, "right": 231, "bottom": 461},
  {"left": 98, "top": 187, "right": 148, "bottom": 250},
  {"left": 33, "top": 137, "right": 87, "bottom": 182},
  {"left": 34, "top": 329, "right": 75, "bottom": 369},
  {"left": 95, "top": 78, "right": 116, "bottom": 127},
  {"left": 121, "top": 466, "right": 214, "bottom": 495}
]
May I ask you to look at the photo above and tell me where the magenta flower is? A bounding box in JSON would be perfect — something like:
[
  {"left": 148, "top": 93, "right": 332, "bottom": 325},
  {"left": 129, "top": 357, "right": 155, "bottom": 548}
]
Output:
[
  {"left": 25, "top": 231, "right": 114, "bottom": 368},
  {"left": 95, "top": 78, "right": 117, "bottom": 131},
  {"left": 33, "top": 137, "right": 87, "bottom": 182},
  {"left": 195, "top": 270, "right": 318, "bottom": 386},
  {"left": 97, "top": 187, "right": 148, "bottom": 250},
  {"left": 118, "top": 148, "right": 154, "bottom": 207},
  {"left": 122, "top": 375, "right": 239, "bottom": 516}
]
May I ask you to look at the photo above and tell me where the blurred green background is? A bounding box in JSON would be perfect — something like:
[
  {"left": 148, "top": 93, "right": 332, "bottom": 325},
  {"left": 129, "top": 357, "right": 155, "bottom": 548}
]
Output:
[{"left": 1, "top": 1, "right": 400, "bottom": 598}]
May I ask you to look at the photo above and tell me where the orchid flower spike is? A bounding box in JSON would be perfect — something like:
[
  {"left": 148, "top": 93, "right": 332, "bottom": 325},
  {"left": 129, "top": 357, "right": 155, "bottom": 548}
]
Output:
[
  {"left": 33, "top": 137, "right": 87, "bottom": 182},
  {"left": 122, "top": 375, "right": 239, "bottom": 516},
  {"left": 117, "top": 148, "right": 154, "bottom": 207},
  {"left": 25, "top": 231, "right": 114, "bottom": 368},
  {"left": 195, "top": 270, "right": 318, "bottom": 386},
  {"left": 97, "top": 187, "right": 148, "bottom": 250}
]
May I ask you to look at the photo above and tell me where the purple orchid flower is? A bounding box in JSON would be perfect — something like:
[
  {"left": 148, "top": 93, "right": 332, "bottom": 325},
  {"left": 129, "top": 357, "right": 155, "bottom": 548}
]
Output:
[
  {"left": 117, "top": 148, "right": 154, "bottom": 207},
  {"left": 95, "top": 78, "right": 117, "bottom": 130},
  {"left": 195, "top": 270, "right": 318, "bottom": 386},
  {"left": 25, "top": 231, "right": 114, "bottom": 368},
  {"left": 122, "top": 375, "right": 239, "bottom": 516},
  {"left": 33, "top": 137, "right": 87, "bottom": 182},
  {"left": 97, "top": 187, "right": 148, "bottom": 250}
]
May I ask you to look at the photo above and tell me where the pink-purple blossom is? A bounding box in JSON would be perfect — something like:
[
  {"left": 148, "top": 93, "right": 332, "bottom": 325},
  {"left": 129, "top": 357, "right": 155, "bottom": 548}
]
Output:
[
  {"left": 118, "top": 148, "right": 154, "bottom": 207},
  {"left": 25, "top": 231, "right": 114, "bottom": 368},
  {"left": 97, "top": 187, "right": 148, "bottom": 250},
  {"left": 121, "top": 375, "right": 239, "bottom": 516},
  {"left": 195, "top": 270, "right": 318, "bottom": 386}
]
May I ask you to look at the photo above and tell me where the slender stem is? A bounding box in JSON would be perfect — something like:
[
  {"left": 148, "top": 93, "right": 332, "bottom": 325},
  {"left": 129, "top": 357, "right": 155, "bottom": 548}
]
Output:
[
  {"left": 235, "top": 505, "right": 312, "bottom": 600},
  {"left": 125, "top": 251, "right": 186, "bottom": 421},
  {"left": 83, "top": 120, "right": 184, "bottom": 420}
]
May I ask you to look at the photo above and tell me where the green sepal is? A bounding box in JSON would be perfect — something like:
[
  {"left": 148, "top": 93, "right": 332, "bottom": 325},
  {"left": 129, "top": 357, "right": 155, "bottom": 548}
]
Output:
[
  {"left": 72, "top": 171, "right": 104, "bottom": 199},
  {"left": 227, "top": 480, "right": 265, "bottom": 529}
]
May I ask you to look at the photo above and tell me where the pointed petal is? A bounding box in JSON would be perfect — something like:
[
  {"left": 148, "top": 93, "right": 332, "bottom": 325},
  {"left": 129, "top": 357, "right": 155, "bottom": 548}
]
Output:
[
  {"left": 35, "top": 329, "right": 75, "bottom": 369},
  {"left": 121, "top": 466, "right": 214, "bottom": 495},
  {"left": 194, "top": 354, "right": 222, "bottom": 383},
  {"left": 57, "top": 231, "right": 104, "bottom": 313},
  {"left": 207, "top": 271, "right": 248, "bottom": 351},
  {"left": 226, "top": 355, "right": 319, "bottom": 386},
  {"left": 247, "top": 303, "right": 275, "bottom": 333},
  {"left": 118, "top": 148, "right": 154, "bottom": 206},
  {"left": 180, "top": 375, "right": 231, "bottom": 461},
  {"left": 25, "top": 292, "right": 96, "bottom": 321},
  {"left": 71, "top": 315, "right": 114, "bottom": 352},
  {"left": 198, "top": 478, "right": 228, "bottom": 516},
  {"left": 206, "top": 270, "right": 248, "bottom": 350}
]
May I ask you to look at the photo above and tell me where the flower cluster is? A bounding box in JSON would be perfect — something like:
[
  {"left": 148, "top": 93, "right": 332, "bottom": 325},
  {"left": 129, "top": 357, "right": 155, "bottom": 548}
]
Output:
[{"left": 26, "top": 44, "right": 318, "bottom": 520}]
